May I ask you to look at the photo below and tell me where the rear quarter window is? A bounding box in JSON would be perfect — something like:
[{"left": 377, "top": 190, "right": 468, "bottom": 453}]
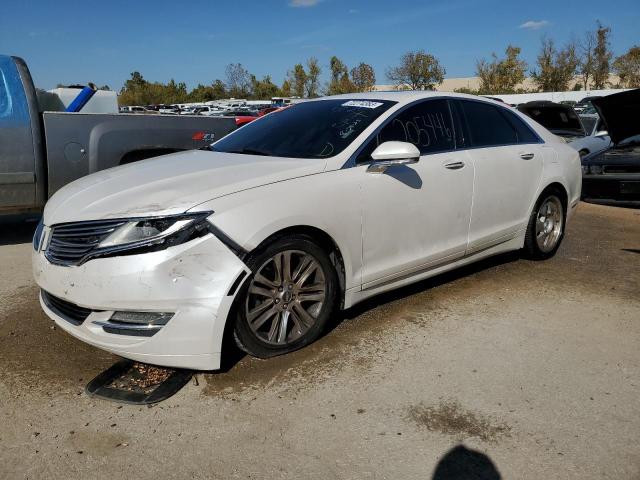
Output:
[{"left": 501, "top": 109, "right": 540, "bottom": 144}]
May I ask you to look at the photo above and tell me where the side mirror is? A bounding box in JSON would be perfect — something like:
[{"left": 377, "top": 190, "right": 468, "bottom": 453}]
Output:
[
  {"left": 594, "top": 130, "right": 608, "bottom": 138},
  {"left": 367, "top": 141, "right": 420, "bottom": 174}
]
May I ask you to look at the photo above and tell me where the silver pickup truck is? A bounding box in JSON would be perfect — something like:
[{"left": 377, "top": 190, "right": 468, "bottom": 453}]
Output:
[{"left": 0, "top": 55, "right": 239, "bottom": 215}]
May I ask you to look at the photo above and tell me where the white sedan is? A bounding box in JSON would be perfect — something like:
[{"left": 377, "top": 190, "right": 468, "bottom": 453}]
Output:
[{"left": 33, "top": 92, "right": 582, "bottom": 370}]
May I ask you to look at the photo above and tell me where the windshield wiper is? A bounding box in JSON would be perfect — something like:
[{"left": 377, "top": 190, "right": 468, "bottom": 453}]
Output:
[{"left": 223, "top": 148, "right": 270, "bottom": 156}]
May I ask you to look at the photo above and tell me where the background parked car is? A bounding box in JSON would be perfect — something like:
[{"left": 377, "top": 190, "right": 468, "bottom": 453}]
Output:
[
  {"left": 582, "top": 89, "right": 640, "bottom": 205},
  {"left": 517, "top": 100, "right": 611, "bottom": 158},
  {"left": 197, "top": 105, "right": 226, "bottom": 116},
  {"left": 574, "top": 96, "right": 602, "bottom": 114},
  {"left": 119, "top": 105, "right": 155, "bottom": 114},
  {"left": 158, "top": 105, "right": 180, "bottom": 114}
]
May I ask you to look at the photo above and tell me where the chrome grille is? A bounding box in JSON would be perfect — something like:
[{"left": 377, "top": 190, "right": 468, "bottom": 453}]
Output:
[{"left": 46, "top": 219, "right": 127, "bottom": 266}]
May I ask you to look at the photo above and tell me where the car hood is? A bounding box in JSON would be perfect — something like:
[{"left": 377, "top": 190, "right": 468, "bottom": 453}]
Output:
[
  {"left": 592, "top": 89, "right": 640, "bottom": 145},
  {"left": 584, "top": 145, "right": 640, "bottom": 166},
  {"left": 44, "top": 150, "right": 325, "bottom": 225}
]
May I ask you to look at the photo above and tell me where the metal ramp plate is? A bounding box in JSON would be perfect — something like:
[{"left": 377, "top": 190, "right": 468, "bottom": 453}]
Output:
[{"left": 85, "top": 360, "right": 192, "bottom": 405}]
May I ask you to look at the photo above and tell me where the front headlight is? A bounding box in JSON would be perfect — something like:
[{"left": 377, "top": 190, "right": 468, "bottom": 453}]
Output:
[
  {"left": 96, "top": 212, "right": 212, "bottom": 255},
  {"left": 33, "top": 219, "right": 45, "bottom": 251},
  {"left": 590, "top": 165, "right": 603, "bottom": 175}
]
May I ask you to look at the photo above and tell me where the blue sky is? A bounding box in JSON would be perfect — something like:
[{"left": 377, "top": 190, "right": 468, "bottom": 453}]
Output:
[{"left": 2, "top": 0, "right": 639, "bottom": 91}]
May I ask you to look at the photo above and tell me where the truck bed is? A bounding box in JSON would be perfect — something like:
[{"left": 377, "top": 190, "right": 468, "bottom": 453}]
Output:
[{"left": 42, "top": 112, "right": 238, "bottom": 198}]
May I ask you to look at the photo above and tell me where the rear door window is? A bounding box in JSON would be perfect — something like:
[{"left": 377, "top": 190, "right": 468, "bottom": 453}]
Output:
[{"left": 458, "top": 100, "right": 519, "bottom": 147}]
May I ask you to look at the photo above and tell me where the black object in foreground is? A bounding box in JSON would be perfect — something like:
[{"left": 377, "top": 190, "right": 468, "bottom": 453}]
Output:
[{"left": 85, "top": 360, "right": 192, "bottom": 405}]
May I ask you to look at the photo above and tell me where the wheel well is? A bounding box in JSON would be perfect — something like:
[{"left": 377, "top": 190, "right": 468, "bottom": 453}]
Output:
[
  {"left": 120, "top": 148, "right": 181, "bottom": 165},
  {"left": 254, "top": 226, "right": 347, "bottom": 309},
  {"left": 541, "top": 182, "right": 568, "bottom": 210}
]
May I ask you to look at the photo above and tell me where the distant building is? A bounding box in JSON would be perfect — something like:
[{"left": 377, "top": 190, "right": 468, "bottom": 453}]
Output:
[{"left": 373, "top": 74, "right": 622, "bottom": 93}]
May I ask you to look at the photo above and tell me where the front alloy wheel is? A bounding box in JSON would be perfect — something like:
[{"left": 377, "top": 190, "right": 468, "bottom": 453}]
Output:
[
  {"left": 234, "top": 235, "right": 338, "bottom": 358},
  {"left": 246, "top": 250, "right": 326, "bottom": 345}
]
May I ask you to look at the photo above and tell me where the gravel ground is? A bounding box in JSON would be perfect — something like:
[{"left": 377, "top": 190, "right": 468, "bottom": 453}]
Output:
[{"left": 0, "top": 202, "right": 639, "bottom": 480}]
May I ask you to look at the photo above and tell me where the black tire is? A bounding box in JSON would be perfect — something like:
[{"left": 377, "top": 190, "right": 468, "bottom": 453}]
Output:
[
  {"left": 523, "top": 187, "right": 566, "bottom": 260},
  {"left": 233, "top": 234, "right": 338, "bottom": 359}
]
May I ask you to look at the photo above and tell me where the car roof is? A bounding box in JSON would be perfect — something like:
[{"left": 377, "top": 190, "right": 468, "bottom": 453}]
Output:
[{"left": 312, "top": 90, "right": 500, "bottom": 106}]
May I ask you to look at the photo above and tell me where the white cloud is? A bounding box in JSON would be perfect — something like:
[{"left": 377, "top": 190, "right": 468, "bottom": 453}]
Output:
[
  {"left": 289, "top": 0, "right": 321, "bottom": 7},
  {"left": 519, "top": 20, "right": 550, "bottom": 30}
]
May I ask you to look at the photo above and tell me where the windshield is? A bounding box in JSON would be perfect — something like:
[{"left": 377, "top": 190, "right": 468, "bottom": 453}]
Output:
[
  {"left": 211, "top": 99, "right": 396, "bottom": 158},
  {"left": 580, "top": 116, "right": 598, "bottom": 135}
]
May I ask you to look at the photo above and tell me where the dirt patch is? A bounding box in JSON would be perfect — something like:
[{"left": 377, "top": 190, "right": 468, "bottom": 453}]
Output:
[
  {"left": 407, "top": 400, "right": 511, "bottom": 443},
  {"left": 0, "top": 285, "right": 115, "bottom": 395},
  {"left": 64, "top": 429, "right": 131, "bottom": 456}
]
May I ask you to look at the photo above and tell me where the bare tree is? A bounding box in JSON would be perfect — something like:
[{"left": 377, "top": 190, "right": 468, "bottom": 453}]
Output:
[
  {"left": 592, "top": 22, "right": 613, "bottom": 89},
  {"left": 386, "top": 50, "right": 445, "bottom": 90},
  {"left": 225, "top": 63, "right": 252, "bottom": 97},
  {"left": 578, "top": 30, "right": 596, "bottom": 90}
]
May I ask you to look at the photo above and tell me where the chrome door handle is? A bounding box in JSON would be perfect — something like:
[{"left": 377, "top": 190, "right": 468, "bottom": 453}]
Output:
[
  {"left": 520, "top": 153, "right": 535, "bottom": 160},
  {"left": 444, "top": 161, "right": 465, "bottom": 170}
]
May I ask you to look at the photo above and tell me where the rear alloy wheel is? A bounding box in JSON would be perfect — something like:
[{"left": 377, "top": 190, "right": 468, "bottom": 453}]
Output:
[
  {"left": 524, "top": 190, "right": 566, "bottom": 259},
  {"left": 233, "top": 237, "right": 337, "bottom": 358}
]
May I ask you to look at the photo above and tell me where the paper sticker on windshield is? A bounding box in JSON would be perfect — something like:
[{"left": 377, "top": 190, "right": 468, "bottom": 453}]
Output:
[{"left": 342, "top": 100, "right": 384, "bottom": 109}]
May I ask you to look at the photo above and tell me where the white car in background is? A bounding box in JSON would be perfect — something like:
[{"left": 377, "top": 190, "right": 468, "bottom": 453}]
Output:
[
  {"left": 158, "top": 105, "right": 180, "bottom": 114},
  {"left": 197, "top": 105, "right": 226, "bottom": 116},
  {"left": 33, "top": 92, "right": 581, "bottom": 370}
]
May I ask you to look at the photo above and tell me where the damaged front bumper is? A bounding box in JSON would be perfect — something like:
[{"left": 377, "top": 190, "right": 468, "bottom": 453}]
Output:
[{"left": 33, "top": 230, "right": 250, "bottom": 370}]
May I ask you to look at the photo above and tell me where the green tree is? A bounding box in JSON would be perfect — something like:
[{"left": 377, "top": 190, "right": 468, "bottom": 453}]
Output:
[
  {"left": 613, "top": 45, "right": 640, "bottom": 88},
  {"left": 531, "top": 38, "right": 579, "bottom": 92},
  {"left": 386, "top": 50, "right": 445, "bottom": 90},
  {"left": 289, "top": 64, "right": 307, "bottom": 97},
  {"left": 305, "top": 57, "right": 321, "bottom": 97},
  {"left": 187, "top": 81, "right": 227, "bottom": 102},
  {"left": 211, "top": 80, "right": 227, "bottom": 99},
  {"left": 165, "top": 79, "right": 188, "bottom": 103},
  {"left": 476, "top": 45, "right": 527, "bottom": 94},
  {"left": 251, "top": 75, "right": 281, "bottom": 99},
  {"left": 280, "top": 79, "right": 292, "bottom": 97},
  {"left": 592, "top": 22, "right": 613, "bottom": 89},
  {"left": 350, "top": 62, "right": 376, "bottom": 92},
  {"left": 328, "top": 56, "right": 352, "bottom": 94},
  {"left": 118, "top": 71, "right": 149, "bottom": 105}
]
